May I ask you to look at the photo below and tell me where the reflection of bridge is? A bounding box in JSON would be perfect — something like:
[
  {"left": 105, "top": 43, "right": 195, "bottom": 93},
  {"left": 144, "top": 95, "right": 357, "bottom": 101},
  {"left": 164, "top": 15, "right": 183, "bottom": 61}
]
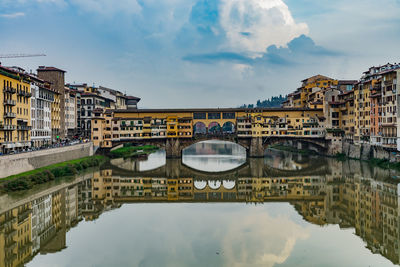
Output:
[
  {"left": 107, "top": 157, "right": 331, "bottom": 179},
  {"left": 92, "top": 108, "right": 334, "bottom": 158}
]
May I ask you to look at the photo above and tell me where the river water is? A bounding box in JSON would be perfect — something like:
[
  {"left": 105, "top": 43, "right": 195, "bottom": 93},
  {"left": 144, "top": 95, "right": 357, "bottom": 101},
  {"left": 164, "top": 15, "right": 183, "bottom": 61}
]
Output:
[{"left": 1, "top": 141, "right": 400, "bottom": 267}]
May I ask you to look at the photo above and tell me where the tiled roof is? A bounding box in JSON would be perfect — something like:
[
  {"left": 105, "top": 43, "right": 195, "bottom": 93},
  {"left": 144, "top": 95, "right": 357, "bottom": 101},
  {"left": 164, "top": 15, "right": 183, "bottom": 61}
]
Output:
[{"left": 37, "top": 66, "right": 66, "bottom": 73}]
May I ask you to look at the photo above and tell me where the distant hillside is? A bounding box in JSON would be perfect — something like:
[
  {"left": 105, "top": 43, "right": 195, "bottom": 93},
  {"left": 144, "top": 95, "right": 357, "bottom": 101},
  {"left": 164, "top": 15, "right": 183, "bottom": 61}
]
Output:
[{"left": 239, "top": 95, "right": 287, "bottom": 108}]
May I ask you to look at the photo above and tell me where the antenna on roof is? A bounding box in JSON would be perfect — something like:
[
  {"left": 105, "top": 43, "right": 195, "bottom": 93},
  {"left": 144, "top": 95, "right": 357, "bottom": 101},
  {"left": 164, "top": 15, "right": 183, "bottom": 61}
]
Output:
[{"left": 0, "top": 53, "right": 46, "bottom": 58}]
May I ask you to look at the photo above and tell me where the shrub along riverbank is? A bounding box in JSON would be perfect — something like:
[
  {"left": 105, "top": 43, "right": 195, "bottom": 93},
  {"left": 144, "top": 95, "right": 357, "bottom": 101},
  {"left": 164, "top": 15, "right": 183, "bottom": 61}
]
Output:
[
  {"left": 368, "top": 158, "right": 400, "bottom": 171},
  {"left": 110, "top": 144, "right": 159, "bottom": 158},
  {"left": 0, "top": 155, "right": 107, "bottom": 192}
]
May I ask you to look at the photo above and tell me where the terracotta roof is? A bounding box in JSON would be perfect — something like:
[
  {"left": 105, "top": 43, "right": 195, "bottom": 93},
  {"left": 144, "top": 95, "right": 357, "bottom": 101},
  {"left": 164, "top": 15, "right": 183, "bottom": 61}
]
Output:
[
  {"left": 338, "top": 80, "right": 358, "bottom": 85},
  {"left": 37, "top": 66, "right": 66, "bottom": 73},
  {"left": 339, "top": 90, "right": 354, "bottom": 96},
  {"left": 301, "top": 74, "right": 334, "bottom": 83},
  {"left": 124, "top": 95, "right": 141, "bottom": 101}
]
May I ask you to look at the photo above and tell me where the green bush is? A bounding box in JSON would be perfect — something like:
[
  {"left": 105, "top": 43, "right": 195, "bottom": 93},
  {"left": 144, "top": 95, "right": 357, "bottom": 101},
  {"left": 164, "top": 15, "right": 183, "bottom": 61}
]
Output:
[
  {"left": 45, "top": 170, "right": 55, "bottom": 180},
  {"left": 74, "top": 163, "right": 83, "bottom": 171},
  {"left": 81, "top": 161, "right": 89, "bottom": 169},
  {"left": 51, "top": 167, "right": 64, "bottom": 177},
  {"left": 4, "top": 178, "right": 32, "bottom": 191}
]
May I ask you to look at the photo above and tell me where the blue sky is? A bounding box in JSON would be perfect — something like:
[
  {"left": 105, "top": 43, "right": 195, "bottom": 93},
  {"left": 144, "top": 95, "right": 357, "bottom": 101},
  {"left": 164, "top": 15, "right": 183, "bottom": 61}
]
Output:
[{"left": 1, "top": 0, "right": 399, "bottom": 108}]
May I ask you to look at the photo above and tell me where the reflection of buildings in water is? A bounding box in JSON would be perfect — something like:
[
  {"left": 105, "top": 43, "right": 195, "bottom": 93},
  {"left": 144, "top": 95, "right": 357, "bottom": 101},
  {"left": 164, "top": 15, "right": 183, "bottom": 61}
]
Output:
[
  {"left": 265, "top": 150, "right": 316, "bottom": 171},
  {"left": 2, "top": 166, "right": 400, "bottom": 266},
  {"left": 0, "top": 179, "right": 93, "bottom": 267}
]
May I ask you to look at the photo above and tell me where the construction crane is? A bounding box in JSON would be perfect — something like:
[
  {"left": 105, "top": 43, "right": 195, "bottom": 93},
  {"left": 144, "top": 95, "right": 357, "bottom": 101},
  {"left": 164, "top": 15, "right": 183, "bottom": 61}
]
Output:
[{"left": 0, "top": 54, "right": 46, "bottom": 59}]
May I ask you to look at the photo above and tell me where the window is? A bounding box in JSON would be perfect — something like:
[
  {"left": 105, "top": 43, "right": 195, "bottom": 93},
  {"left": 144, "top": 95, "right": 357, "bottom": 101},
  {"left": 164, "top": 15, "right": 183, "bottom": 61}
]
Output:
[
  {"left": 208, "top": 112, "right": 221, "bottom": 119},
  {"left": 222, "top": 112, "right": 235, "bottom": 119},
  {"left": 194, "top": 112, "right": 206, "bottom": 119}
]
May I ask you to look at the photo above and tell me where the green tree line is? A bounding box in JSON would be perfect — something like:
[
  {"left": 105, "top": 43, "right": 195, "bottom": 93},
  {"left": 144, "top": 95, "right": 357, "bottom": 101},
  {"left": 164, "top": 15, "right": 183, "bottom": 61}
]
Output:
[{"left": 239, "top": 95, "right": 287, "bottom": 108}]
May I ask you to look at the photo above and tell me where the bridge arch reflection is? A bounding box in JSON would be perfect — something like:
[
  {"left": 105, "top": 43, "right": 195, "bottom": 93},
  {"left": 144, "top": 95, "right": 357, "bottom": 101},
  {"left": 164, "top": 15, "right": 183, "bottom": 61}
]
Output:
[{"left": 194, "top": 181, "right": 207, "bottom": 190}]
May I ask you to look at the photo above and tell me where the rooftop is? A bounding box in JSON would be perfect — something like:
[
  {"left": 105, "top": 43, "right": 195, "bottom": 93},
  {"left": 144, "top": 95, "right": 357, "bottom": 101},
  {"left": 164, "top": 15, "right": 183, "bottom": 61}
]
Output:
[
  {"left": 37, "top": 66, "right": 66, "bottom": 73},
  {"left": 301, "top": 74, "right": 335, "bottom": 84},
  {"left": 124, "top": 95, "right": 141, "bottom": 101}
]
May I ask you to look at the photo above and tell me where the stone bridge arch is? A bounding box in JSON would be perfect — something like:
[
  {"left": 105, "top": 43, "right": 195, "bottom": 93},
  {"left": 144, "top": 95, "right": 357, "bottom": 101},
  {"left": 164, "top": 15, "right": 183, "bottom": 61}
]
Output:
[{"left": 263, "top": 136, "right": 329, "bottom": 153}]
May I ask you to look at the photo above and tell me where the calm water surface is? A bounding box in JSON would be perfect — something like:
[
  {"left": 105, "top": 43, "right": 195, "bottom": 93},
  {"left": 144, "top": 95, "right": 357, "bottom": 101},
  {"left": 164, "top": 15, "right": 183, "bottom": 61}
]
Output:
[{"left": 1, "top": 141, "right": 400, "bottom": 267}]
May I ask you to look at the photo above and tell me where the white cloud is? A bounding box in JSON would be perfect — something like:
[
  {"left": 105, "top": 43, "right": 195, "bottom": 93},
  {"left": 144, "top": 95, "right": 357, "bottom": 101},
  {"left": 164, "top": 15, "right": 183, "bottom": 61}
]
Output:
[
  {"left": 219, "top": 0, "right": 309, "bottom": 54},
  {"left": 0, "top": 12, "right": 25, "bottom": 18},
  {"left": 222, "top": 211, "right": 310, "bottom": 267},
  {"left": 69, "top": 0, "right": 142, "bottom": 15}
]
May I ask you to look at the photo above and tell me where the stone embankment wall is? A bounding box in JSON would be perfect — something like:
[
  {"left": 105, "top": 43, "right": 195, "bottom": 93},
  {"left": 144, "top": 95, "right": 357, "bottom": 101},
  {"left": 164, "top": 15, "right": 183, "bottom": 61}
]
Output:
[
  {"left": 0, "top": 143, "right": 93, "bottom": 178},
  {"left": 329, "top": 140, "right": 397, "bottom": 162}
]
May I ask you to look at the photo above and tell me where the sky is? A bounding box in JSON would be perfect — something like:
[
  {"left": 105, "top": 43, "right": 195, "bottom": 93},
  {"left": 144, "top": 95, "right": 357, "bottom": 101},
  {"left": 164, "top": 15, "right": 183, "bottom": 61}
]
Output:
[{"left": 1, "top": 0, "right": 400, "bottom": 108}]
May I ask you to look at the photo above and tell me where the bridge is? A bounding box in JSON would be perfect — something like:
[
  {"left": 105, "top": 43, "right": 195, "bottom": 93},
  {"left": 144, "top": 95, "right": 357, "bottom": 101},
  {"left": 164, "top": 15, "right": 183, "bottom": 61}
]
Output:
[{"left": 92, "top": 107, "right": 336, "bottom": 158}]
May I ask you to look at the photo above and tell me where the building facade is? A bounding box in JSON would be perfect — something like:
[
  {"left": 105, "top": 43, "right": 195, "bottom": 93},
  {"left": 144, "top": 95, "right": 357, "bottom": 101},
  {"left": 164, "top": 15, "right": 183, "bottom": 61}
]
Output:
[
  {"left": 64, "top": 87, "right": 77, "bottom": 139},
  {"left": 0, "top": 66, "right": 32, "bottom": 153},
  {"left": 31, "top": 80, "right": 55, "bottom": 147},
  {"left": 37, "top": 66, "right": 66, "bottom": 141}
]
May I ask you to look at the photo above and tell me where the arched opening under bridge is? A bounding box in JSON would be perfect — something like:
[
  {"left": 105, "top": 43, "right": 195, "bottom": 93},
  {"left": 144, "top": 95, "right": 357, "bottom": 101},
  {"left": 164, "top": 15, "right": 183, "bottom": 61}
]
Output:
[
  {"left": 208, "top": 122, "right": 221, "bottom": 134},
  {"left": 222, "top": 121, "right": 235, "bottom": 133},
  {"left": 182, "top": 140, "right": 246, "bottom": 172},
  {"left": 194, "top": 122, "right": 207, "bottom": 134}
]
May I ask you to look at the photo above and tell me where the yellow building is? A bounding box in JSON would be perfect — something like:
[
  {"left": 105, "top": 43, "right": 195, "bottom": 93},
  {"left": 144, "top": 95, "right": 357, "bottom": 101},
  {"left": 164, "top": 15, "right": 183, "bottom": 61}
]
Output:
[
  {"left": 0, "top": 66, "right": 32, "bottom": 153},
  {"left": 338, "top": 90, "right": 355, "bottom": 141},
  {"left": 288, "top": 75, "right": 338, "bottom": 108},
  {"left": 51, "top": 91, "right": 61, "bottom": 142},
  {"left": 354, "top": 80, "right": 373, "bottom": 143},
  {"left": 0, "top": 203, "right": 33, "bottom": 267}
]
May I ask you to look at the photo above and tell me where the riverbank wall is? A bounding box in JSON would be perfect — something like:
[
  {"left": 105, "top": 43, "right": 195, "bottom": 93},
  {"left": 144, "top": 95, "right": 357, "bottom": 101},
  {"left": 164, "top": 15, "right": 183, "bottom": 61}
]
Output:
[
  {"left": 0, "top": 143, "right": 93, "bottom": 178},
  {"left": 329, "top": 140, "right": 398, "bottom": 162}
]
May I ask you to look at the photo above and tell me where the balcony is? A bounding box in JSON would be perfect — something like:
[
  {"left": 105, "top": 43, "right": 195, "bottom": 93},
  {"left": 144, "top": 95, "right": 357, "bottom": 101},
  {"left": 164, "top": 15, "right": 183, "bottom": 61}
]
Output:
[
  {"left": 4, "top": 99, "right": 16, "bottom": 106},
  {"left": 4, "top": 112, "right": 16, "bottom": 118},
  {"left": 384, "top": 80, "right": 393, "bottom": 86},
  {"left": 17, "top": 208, "right": 32, "bottom": 222},
  {"left": 3, "top": 87, "right": 16, "bottom": 94},
  {"left": 17, "top": 125, "right": 31, "bottom": 131},
  {"left": 5, "top": 228, "right": 17, "bottom": 238},
  {"left": 17, "top": 90, "right": 32, "bottom": 97},
  {"left": 5, "top": 240, "right": 17, "bottom": 253},
  {"left": 0, "top": 125, "right": 17, "bottom": 131},
  {"left": 4, "top": 253, "right": 17, "bottom": 265},
  {"left": 19, "top": 241, "right": 33, "bottom": 251}
]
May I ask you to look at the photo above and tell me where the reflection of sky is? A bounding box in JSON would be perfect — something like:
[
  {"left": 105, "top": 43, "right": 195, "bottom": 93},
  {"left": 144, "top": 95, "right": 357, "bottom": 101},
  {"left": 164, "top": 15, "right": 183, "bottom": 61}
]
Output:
[
  {"left": 183, "top": 156, "right": 246, "bottom": 172},
  {"left": 26, "top": 203, "right": 395, "bottom": 267},
  {"left": 138, "top": 150, "right": 166, "bottom": 171}
]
